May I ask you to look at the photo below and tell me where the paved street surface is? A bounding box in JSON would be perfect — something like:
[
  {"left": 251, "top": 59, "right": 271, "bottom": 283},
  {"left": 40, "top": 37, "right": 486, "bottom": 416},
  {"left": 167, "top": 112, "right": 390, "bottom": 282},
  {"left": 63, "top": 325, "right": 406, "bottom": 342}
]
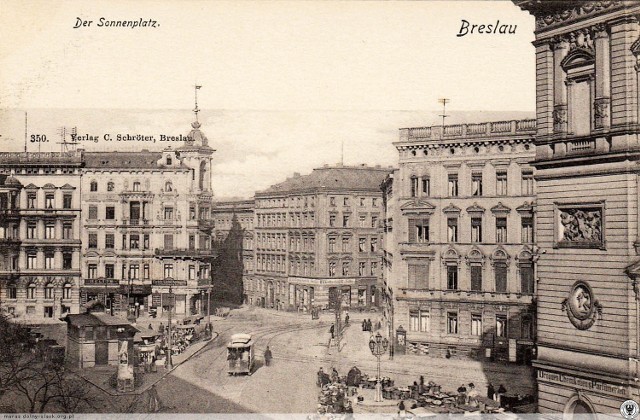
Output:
[{"left": 13, "top": 306, "right": 534, "bottom": 413}]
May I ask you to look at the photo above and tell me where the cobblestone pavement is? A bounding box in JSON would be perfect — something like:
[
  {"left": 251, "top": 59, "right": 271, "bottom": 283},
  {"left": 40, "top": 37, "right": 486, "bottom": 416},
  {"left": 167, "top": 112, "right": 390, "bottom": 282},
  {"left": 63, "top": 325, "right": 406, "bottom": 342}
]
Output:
[{"left": 43, "top": 306, "right": 535, "bottom": 413}]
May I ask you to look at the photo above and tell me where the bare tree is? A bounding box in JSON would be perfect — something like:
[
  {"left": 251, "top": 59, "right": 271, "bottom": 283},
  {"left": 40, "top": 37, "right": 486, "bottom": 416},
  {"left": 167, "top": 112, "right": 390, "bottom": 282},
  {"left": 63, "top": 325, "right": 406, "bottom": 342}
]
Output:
[{"left": 0, "top": 314, "right": 98, "bottom": 412}]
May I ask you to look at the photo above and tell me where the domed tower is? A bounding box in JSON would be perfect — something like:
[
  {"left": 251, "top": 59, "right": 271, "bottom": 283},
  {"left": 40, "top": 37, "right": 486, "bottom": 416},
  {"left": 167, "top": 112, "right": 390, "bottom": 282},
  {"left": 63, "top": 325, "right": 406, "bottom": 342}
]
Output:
[{"left": 178, "top": 118, "right": 215, "bottom": 194}]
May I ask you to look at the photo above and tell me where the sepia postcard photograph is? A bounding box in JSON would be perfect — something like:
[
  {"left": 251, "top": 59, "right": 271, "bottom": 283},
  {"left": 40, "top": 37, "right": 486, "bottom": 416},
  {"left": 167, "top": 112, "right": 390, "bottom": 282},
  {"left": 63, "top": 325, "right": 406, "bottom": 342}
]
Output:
[{"left": 1, "top": 0, "right": 639, "bottom": 418}]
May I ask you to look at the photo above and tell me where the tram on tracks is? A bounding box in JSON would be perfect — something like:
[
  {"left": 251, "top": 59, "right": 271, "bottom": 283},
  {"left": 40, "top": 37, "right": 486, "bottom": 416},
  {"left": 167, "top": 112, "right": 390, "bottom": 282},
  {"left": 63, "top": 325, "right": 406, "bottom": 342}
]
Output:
[{"left": 227, "top": 333, "right": 254, "bottom": 375}]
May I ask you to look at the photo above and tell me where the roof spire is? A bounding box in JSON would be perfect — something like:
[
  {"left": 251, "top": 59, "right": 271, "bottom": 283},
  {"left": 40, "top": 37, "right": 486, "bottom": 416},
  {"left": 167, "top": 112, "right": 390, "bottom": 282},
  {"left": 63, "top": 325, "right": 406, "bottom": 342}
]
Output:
[{"left": 194, "top": 84, "right": 202, "bottom": 123}]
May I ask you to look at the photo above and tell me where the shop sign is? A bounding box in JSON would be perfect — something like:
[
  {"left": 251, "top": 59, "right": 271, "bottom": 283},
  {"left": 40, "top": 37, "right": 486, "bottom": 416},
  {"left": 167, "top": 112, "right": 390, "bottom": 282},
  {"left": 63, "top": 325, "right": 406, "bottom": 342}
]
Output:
[
  {"left": 119, "top": 285, "right": 152, "bottom": 295},
  {"left": 537, "top": 370, "right": 627, "bottom": 397},
  {"left": 152, "top": 279, "right": 187, "bottom": 287}
]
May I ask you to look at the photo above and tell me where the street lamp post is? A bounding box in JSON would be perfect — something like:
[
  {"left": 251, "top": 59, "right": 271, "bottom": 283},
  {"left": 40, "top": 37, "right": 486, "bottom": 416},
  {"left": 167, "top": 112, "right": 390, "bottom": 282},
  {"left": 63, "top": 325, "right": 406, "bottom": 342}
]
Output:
[
  {"left": 207, "top": 284, "right": 211, "bottom": 327},
  {"left": 369, "top": 331, "right": 389, "bottom": 402},
  {"left": 166, "top": 285, "right": 174, "bottom": 370}
]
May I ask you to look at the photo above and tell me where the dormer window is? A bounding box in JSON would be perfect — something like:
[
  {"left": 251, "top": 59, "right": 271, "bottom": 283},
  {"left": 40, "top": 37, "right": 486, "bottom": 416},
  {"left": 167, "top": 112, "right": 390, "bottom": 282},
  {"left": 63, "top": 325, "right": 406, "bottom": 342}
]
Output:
[{"left": 166, "top": 156, "right": 172, "bottom": 165}]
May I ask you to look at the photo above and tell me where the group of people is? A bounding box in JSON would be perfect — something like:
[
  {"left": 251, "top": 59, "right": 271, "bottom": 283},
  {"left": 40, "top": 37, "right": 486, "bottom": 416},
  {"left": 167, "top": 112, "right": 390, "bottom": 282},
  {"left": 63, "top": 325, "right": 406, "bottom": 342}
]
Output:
[
  {"left": 456, "top": 383, "right": 480, "bottom": 406},
  {"left": 361, "top": 319, "right": 380, "bottom": 332},
  {"left": 487, "top": 383, "right": 508, "bottom": 404}
]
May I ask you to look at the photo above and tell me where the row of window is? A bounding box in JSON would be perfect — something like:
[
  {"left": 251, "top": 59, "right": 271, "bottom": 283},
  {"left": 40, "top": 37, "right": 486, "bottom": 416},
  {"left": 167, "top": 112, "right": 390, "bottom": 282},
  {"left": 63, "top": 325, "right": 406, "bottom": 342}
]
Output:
[
  {"left": 87, "top": 263, "right": 208, "bottom": 280},
  {"left": 409, "top": 216, "right": 533, "bottom": 244},
  {"left": 328, "top": 213, "right": 379, "bottom": 228},
  {"left": 407, "top": 261, "right": 534, "bottom": 294},
  {"left": 257, "top": 196, "right": 316, "bottom": 209},
  {"left": 328, "top": 260, "right": 378, "bottom": 277},
  {"left": 86, "top": 202, "right": 211, "bottom": 222},
  {"left": 256, "top": 254, "right": 288, "bottom": 273},
  {"left": 24, "top": 250, "right": 74, "bottom": 270},
  {"left": 5, "top": 282, "right": 73, "bottom": 300},
  {"left": 327, "top": 236, "right": 379, "bottom": 253},
  {"left": 25, "top": 191, "right": 74, "bottom": 209},
  {"left": 23, "top": 220, "right": 75, "bottom": 240},
  {"left": 245, "top": 278, "right": 287, "bottom": 294},
  {"left": 410, "top": 171, "right": 534, "bottom": 198},
  {"left": 89, "top": 180, "right": 170, "bottom": 193},
  {"left": 87, "top": 232, "right": 210, "bottom": 251},
  {"left": 329, "top": 196, "right": 378, "bottom": 208},
  {"left": 257, "top": 212, "right": 316, "bottom": 228},
  {"left": 409, "top": 310, "right": 533, "bottom": 339}
]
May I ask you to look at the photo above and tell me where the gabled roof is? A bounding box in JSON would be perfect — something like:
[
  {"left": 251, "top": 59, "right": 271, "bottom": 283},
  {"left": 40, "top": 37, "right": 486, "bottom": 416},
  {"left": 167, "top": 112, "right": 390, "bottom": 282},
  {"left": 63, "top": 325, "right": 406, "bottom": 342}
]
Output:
[{"left": 257, "top": 165, "right": 391, "bottom": 196}]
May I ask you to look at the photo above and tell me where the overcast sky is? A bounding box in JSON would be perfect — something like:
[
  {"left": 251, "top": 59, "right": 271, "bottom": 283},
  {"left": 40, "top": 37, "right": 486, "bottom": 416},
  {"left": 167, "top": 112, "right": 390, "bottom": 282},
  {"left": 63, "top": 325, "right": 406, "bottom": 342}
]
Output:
[{"left": 0, "top": 1, "right": 536, "bottom": 198}]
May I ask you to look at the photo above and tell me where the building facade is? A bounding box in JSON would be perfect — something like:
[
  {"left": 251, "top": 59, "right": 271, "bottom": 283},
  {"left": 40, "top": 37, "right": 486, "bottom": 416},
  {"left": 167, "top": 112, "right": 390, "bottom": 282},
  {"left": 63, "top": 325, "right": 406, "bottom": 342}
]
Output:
[
  {"left": 0, "top": 151, "right": 84, "bottom": 322},
  {"left": 515, "top": 0, "right": 640, "bottom": 414},
  {"left": 247, "top": 165, "right": 390, "bottom": 311},
  {"left": 383, "top": 119, "right": 537, "bottom": 361},
  {"left": 80, "top": 121, "right": 215, "bottom": 317}
]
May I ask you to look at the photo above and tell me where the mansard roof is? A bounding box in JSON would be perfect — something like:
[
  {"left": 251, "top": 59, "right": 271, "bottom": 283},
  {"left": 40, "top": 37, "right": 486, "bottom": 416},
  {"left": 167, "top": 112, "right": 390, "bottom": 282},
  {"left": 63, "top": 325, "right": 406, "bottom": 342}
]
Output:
[{"left": 257, "top": 165, "right": 391, "bottom": 196}]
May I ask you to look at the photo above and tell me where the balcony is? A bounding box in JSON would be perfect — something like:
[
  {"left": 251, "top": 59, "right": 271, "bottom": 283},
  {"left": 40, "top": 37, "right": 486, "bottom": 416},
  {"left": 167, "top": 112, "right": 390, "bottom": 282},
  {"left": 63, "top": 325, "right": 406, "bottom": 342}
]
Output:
[
  {"left": 398, "top": 288, "right": 534, "bottom": 304},
  {"left": 120, "top": 218, "right": 151, "bottom": 227},
  {"left": 154, "top": 248, "right": 217, "bottom": 258},
  {"left": 0, "top": 209, "right": 21, "bottom": 221}
]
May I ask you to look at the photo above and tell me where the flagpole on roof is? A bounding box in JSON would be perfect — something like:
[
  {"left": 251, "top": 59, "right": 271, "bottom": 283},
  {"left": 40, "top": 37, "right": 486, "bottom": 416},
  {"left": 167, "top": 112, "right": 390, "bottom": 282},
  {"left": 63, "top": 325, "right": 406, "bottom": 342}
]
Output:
[{"left": 194, "top": 84, "right": 202, "bottom": 122}]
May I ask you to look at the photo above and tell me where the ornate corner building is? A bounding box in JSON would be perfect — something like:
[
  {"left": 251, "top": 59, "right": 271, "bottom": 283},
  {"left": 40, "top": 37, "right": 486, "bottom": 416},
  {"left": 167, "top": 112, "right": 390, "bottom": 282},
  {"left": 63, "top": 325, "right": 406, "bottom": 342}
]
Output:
[
  {"left": 514, "top": 0, "right": 640, "bottom": 414},
  {"left": 247, "top": 165, "right": 391, "bottom": 311},
  {"left": 80, "top": 121, "right": 215, "bottom": 318},
  {"left": 382, "top": 120, "right": 537, "bottom": 361}
]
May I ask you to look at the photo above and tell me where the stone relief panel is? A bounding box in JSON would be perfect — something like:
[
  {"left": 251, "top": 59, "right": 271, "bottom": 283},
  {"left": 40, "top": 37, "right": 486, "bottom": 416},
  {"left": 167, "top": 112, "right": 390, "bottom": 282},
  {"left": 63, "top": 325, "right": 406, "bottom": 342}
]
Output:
[{"left": 555, "top": 202, "right": 605, "bottom": 249}]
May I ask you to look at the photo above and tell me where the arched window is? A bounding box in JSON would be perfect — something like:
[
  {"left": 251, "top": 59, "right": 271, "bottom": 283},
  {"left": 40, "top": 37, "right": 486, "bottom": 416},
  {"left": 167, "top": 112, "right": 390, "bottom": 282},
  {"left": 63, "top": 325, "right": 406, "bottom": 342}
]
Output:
[
  {"left": 165, "top": 181, "right": 173, "bottom": 192},
  {"left": 26, "top": 283, "right": 36, "bottom": 299},
  {"left": 44, "top": 283, "right": 54, "bottom": 299},
  {"left": 63, "top": 282, "right": 72, "bottom": 299},
  {"left": 90, "top": 181, "right": 98, "bottom": 192},
  {"left": 107, "top": 181, "right": 114, "bottom": 192}
]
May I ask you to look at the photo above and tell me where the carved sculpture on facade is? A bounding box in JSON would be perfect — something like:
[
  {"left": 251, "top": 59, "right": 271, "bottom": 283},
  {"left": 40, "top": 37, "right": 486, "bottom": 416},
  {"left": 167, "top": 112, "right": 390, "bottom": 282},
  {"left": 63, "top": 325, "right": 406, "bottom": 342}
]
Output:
[
  {"left": 558, "top": 207, "right": 602, "bottom": 244},
  {"left": 531, "top": 1, "right": 623, "bottom": 30},
  {"left": 561, "top": 281, "right": 603, "bottom": 330},
  {"left": 594, "top": 97, "right": 610, "bottom": 129},
  {"left": 553, "top": 106, "right": 568, "bottom": 133}
]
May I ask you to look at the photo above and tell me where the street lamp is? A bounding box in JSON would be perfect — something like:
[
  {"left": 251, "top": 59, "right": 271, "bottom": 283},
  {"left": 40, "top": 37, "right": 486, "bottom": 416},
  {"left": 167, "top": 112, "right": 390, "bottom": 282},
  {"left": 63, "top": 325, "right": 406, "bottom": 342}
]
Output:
[
  {"left": 369, "top": 331, "right": 389, "bottom": 402},
  {"left": 166, "top": 285, "right": 174, "bottom": 370}
]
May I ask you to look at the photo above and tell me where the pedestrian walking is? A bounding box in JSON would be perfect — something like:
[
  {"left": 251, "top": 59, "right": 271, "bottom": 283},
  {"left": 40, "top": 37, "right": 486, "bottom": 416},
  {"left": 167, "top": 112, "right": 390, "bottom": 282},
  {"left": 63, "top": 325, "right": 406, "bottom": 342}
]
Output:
[
  {"left": 398, "top": 400, "right": 407, "bottom": 419},
  {"left": 497, "top": 384, "right": 507, "bottom": 405},
  {"left": 331, "top": 367, "right": 339, "bottom": 383},
  {"left": 264, "top": 346, "right": 273, "bottom": 366},
  {"left": 345, "top": 313, "right": 350, "bottom": 326},
  {"left": 147, "top": 384, "right": 162, "bottom": 412},
  {"left": 329, "top": 324, "right": 335, "bottom": 339},
  {"left": 148, "top": 323, "right": 153, "bottom": 330},
  {"left": 159, "top": 322, "right": 165, "bottom": 335},
  {"left": 317, "top": 367, "right": 324, "bottom": 387},
  {"left": 361, "top": 320, "right": 366, "bottom": 331}
]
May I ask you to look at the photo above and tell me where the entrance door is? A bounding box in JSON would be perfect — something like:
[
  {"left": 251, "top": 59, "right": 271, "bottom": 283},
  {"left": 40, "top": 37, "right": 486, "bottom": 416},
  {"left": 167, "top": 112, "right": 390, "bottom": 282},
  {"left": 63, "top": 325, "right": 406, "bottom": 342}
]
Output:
[{"left": 95, "top": 341, "right": 109, "bottom": 365}]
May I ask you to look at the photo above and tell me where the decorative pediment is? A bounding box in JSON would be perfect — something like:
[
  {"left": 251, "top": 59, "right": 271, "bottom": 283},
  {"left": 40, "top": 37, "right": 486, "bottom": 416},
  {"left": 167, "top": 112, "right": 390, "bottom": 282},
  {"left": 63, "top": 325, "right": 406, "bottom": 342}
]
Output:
[
  {"left": 401, "top": 198, "right": 436, "bottom": 215},
  {"left": 466, "top": 203, "right": 485, "bottom": 214},
  {"left": 516, "top": 201, "right": 535, "bottom": 214},
  {"left": 42, "top": 183, "right": 57, "bottom": 190},
  {"left": 24, "top": 183, "right": 39, "bottom": 190},
  {"left": 466, "top": 246, "right": 485, "bottom": 265},
  {"left": 560, "top": 47, "right": 595, "bottom": 71},
  {"left": 632, "top": 36, "right": 640, "bottom": 56},
  {"left": 490, "top": 246, "right": 511, "bottom": 265},
  {"left": 442, "top": 246, "right": 460, "bottom": 263},
  {"left": 60, "top": 183, "right": 76, "bottom": 190},
  {"left": 517, "top": 246, "right": 533, "bottom": 262},
  {"left": 491, "top": 202, "right": 511, "bottom": 214},
  {"left": 442, "top": 203, "right": 461, "bottom": 214}
]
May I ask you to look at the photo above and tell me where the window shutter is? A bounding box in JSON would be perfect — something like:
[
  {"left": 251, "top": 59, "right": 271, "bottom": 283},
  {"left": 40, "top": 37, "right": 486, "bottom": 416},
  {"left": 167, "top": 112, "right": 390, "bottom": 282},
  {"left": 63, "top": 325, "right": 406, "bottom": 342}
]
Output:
[{"left": 417, "top": 263, "right": 429, "bottom": 289}]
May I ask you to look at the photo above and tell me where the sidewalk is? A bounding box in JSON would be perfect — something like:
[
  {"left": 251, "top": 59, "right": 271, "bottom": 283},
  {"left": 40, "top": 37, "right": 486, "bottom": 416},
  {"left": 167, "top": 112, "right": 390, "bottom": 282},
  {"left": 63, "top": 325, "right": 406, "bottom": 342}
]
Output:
[
  {"left": 329, "top": 322, "right": 535, "bottom": 399},
  {"left": 71, "top": 331, "right": 218, "bottom": 396}
]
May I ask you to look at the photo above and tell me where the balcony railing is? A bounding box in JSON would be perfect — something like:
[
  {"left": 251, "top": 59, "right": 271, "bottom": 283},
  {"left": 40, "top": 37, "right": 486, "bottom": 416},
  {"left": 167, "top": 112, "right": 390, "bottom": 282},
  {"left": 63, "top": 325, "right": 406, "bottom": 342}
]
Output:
[
  {"left": 399, "top": 119, "right": 536, "bottom": 142},
  {"left": 0, "top": 151, "right": 83, "bottom": 165},
  {"left": 154, "top": 248, "right": 216, "bottom": 257},
  {"left": 398, "top": 288, "right": 534, "bottom": 302}
]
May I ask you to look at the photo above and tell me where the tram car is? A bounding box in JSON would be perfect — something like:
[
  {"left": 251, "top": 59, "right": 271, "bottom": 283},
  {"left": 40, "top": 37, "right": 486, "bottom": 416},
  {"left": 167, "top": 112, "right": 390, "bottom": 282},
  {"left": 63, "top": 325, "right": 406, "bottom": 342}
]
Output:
[{"left": 227, "top": 333, "right": 254, "bottom": 375}]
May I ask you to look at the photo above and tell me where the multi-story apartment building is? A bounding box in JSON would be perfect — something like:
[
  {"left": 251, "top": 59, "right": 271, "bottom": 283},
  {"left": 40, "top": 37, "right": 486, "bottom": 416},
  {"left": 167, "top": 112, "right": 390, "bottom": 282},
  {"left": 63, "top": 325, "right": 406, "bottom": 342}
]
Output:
[
  {"left": 80, "top": 120, "right": 215, "bottom": 317},
  {"left": 515, "top": 0, "right": 640, "bottom": 414},
  {"left": 383, "top": 119, "right": 537, "bottom": 362},
  {"left": 211, "top": 198, "right": 255, "bottom": 304},
  {"left": 248, "top": 164, "right": 390, "bottom": 311},
  {"left": 0, "top": 151, "right": 84, "bottom": 321}
]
